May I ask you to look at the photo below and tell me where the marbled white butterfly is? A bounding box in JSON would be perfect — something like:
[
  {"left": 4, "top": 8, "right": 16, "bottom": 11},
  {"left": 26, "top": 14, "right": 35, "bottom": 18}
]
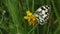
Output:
[{"left": 34, "top": 5, "right": 51, "bottom": 25}]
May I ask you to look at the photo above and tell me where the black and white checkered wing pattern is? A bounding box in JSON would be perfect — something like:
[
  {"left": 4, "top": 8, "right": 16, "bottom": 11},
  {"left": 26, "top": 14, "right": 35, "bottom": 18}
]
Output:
[{"left": 34, "top": 5, "right": 51, "bottom": 25}]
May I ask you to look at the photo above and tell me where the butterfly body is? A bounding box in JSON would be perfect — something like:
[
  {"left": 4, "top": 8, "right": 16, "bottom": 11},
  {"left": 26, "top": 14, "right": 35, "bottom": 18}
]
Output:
[{"left": 34, "top": 5, "right": 51, "bottom": 25}]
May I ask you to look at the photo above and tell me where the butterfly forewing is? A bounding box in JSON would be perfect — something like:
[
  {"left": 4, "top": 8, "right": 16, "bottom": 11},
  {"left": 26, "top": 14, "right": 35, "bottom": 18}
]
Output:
[{"left": 34, "top": 5, "right": 51, "bottom": 25}]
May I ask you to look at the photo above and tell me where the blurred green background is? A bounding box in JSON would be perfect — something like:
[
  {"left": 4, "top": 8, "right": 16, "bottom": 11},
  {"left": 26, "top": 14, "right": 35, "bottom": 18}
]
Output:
[{"left": 0, "top": 0, "right": 60, "bottom": 34}]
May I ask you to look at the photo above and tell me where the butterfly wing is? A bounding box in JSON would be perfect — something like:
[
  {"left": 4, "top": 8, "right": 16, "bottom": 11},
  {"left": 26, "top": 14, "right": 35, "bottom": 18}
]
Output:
[{"left": 34, "top": 5, "right": 51, "bottom": 25}]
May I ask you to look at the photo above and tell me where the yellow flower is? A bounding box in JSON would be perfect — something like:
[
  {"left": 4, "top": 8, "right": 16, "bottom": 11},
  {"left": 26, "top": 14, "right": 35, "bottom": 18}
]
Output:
[{"left": 24, "top": 10, "right": 37, "bottom": 26}]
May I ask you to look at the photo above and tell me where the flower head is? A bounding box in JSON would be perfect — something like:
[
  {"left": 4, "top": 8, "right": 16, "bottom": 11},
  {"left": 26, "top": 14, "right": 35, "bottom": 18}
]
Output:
[{"left": 24, "top": 10, "right": 37, "bottom": 26}]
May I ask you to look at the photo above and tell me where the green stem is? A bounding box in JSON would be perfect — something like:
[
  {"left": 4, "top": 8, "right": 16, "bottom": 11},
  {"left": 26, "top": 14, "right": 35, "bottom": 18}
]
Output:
[
  {"left": 26, "top": 0, "right": 29, "bottom": 10},
  {"left": 31, "top": 0, "right": 34, "bottom": 34},
  {"left": 51, "top": 0, "right": 60, "bottom": 34},
  {"left": 37, "top": 26, "right": 39, "bottom": 34},
  {"left": 28, "top": 23, "right": 39, "bottom": 34},
  {"left": 43, "top": 24, "right": 47, "bottom": 34},
  {"left": 32, "top": 0, "right": 34, "bottom": 12}
]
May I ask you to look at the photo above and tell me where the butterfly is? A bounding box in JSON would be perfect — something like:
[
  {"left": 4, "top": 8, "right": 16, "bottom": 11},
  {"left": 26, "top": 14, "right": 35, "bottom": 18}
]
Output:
[{"left": 34, "top": 5, "right": 51, "bottom": 25}]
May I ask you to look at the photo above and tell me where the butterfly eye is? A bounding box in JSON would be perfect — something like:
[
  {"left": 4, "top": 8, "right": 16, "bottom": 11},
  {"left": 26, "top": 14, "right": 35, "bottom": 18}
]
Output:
[{"left": 34, "top": 5, "right": 51, "bottom": 25}]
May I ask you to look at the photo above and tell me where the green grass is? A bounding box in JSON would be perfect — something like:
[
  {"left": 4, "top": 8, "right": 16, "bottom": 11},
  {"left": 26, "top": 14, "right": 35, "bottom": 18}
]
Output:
[{"left": 0, "top": 0, "right": 60, "bottom": 34}]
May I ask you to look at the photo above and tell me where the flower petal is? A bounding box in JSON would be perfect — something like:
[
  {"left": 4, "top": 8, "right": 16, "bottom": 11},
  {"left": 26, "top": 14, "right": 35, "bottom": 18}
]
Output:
[{"left": 24, "top": 16, "right": 29, "bottom": 19}]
